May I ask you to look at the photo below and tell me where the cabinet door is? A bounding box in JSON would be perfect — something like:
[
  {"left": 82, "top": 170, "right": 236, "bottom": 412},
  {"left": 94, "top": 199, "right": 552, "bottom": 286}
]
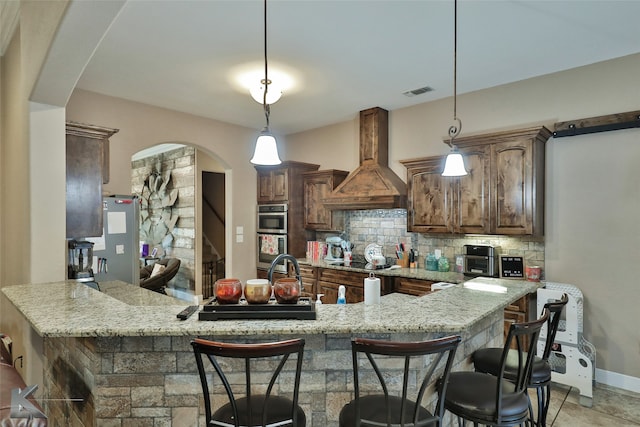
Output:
[
  {"left": 317, "top": 281, "right": 339, "bottom": 304},
  {"left": 454, "top": 145, "right": 491, "bottom": 234},
  {"left": 504, "top": 295, "right": 530, "bottom": 349},
  {"left": 66, "top": 135, "right": 104, "bottom": 237},
  {"left": 271, "top": 168, "right": 289, "bottom": 201},
  {"left": 303, "top": 170, "right": 348, "bottom": 230},
  {"left": 303, "top": 173, "right": 332, "bottom": 229},
  {"left": 257, "top": 172, "right": 274, "bottom": 203},
  {"left": 492, "top": 140, "right": 533, "bottom": 235},
  {"left": 294, "top": 264, "right": 317, "bottom": 298},
  {"left": 317, "top": 268, "right": 373, "bottom": 304},
  {"left": 404, "top": 157, "right": 453, "bottom": 233},
  {"left": 256, "top": 168, "right": 288, "bottom": 202}
]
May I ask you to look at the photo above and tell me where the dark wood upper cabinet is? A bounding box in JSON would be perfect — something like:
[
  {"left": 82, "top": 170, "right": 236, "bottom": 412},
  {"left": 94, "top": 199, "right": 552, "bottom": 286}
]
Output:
[
  {"left": 401, "top": 126, "right": 550, "bottom": 236},
  {"left": 255, "top": 161, "right": 319, "bottom": 259},
  {"left": 257, "top": 167, "right": 289, "bottom": 203},
  {"left": 255, "top": 161, "right": 319, "bottom": 204},
  {"left": 66, "top": 122, "right": 118, "bottom": 238},
  {"left": 401, "top": 156, "right": 452, "bottom": 233},
  {"left": 302, "top": 169, "right": 349, "bottom": 231}
]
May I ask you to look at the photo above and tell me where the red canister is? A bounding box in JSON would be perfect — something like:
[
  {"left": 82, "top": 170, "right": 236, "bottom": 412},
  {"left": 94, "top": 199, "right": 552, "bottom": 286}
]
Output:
[{"left": 526, "top": 266, "right": 541, "bottom": 282}]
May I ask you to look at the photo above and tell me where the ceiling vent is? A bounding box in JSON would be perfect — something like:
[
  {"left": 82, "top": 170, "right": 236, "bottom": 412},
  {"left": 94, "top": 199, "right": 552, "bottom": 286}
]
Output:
[
  {"left": 403, "top": 86, "right": 434, "bottom": 97},
  {"left": 322, "top": 107, "right": 407, "bottom": 211}
]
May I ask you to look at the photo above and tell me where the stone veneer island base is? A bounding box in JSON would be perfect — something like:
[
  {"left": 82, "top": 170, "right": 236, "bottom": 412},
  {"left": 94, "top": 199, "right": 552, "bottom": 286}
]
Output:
[{"left": 1, "top": 279, "right": 537, "bottom": 427}]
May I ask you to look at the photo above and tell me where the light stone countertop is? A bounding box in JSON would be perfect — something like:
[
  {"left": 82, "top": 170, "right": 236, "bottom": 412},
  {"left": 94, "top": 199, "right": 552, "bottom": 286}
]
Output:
[{"left": 2, "top": 277, "right": 539, "bottom": 339}]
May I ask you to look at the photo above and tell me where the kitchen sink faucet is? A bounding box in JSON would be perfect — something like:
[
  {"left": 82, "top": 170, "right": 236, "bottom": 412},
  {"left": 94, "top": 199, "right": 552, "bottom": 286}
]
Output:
[{"left": 268, "top": 254, "right": 302, "bottom": 288}]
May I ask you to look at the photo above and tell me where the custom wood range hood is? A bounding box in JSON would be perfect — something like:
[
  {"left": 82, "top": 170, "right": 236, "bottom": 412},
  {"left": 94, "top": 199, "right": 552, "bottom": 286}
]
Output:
[{"left": 322, "top": 107, "right": 407, "bottom": 210}]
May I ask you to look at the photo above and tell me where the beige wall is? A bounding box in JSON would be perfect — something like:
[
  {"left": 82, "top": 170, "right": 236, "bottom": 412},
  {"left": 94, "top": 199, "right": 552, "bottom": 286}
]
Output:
[
  {"left": 286, "top": 54, "right": 640, "bottom": 383},
  {"left": 66, "top": 90, "right": 260, "bottom": 283},
  {"left": 0, "top": 1, "right": 69, "bottom": 386}
]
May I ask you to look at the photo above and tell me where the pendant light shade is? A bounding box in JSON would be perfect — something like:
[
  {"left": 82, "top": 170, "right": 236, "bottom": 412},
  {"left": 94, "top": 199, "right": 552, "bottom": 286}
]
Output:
[
  {"left": 442, "top": 149, "right": 467, "bottom": 176},
  {"left": 441, "top": 0, "right": 468, "bottom": 177},
  {"left": 250, "top": 127, "right": 281, "bottom": 165},
  {"left": 250, "top": 0, "right": 282, "bottom": 165}
]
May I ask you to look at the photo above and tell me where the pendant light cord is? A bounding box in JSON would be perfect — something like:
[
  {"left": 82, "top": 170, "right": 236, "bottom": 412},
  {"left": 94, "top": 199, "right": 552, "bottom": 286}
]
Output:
[
  {"left": 453, "top": 0, "right": 457, "bottom": 123},
  {"left": 262, "top": 0, "right": 270, "bottom": 128},
  {"left": 448, "top": 0, "right": 461, "bottom": 146}
]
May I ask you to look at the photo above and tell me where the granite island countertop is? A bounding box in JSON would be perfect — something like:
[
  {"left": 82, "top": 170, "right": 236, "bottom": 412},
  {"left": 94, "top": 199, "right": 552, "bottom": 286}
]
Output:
[{"left": 1, "top": 277, "right": 539, "bottom": 339}]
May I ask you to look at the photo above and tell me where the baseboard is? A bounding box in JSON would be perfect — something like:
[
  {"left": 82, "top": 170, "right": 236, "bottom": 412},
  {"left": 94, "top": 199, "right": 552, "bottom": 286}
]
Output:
[{"left": 596, "top": 368, "right": 640, "bottom": 393}]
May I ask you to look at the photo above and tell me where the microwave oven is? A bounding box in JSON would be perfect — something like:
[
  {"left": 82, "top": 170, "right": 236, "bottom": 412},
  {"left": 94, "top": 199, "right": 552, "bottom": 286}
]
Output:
[{"left": 257, "top": 204, "right": 287, "bottom": 234}]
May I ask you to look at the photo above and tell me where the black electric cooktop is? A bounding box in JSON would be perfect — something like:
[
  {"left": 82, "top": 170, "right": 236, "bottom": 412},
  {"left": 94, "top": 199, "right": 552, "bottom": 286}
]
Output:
[{"left": 337, "top": 260, "right": 391, "bottom": 270}]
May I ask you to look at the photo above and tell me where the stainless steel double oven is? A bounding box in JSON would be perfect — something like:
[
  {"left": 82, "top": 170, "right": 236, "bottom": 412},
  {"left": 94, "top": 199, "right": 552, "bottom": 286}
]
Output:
[{"left": 256, "top": 204, "right": 288, "bottom": 273}]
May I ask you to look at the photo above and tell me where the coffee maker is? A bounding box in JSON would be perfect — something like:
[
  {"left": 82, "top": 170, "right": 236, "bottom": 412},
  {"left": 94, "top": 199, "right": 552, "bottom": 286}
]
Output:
[{"left": 68, "top": 240, "right": 96, "bottom": 283}]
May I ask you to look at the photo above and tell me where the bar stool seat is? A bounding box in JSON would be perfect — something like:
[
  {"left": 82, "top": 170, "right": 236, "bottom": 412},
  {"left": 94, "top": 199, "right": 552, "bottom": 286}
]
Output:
[
  {"left": 472, "top": 294, "right": 568, "bottom": 426},
  {"left": 339, "top": 335, "right": 461, "bottom": 427},
  {"left": 444, "top": 372, "right": 531, "bottom": 423},
  {"left": 443, "top": 310, "right": 549, "bottom": 426},
  {"left": 474, "top": 348, "right": 552, "bottom": 384},
  {"left": 191, "top": 337, "right": 306, "bottom": 427},
  {"left": 340, "top": 395, "right": 433, "bottom": 425}
]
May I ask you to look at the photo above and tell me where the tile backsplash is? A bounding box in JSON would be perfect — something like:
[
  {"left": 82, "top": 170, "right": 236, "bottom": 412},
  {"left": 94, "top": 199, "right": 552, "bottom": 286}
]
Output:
[{"left": 317, "top": 209, "right": 545, "bottom": 277}]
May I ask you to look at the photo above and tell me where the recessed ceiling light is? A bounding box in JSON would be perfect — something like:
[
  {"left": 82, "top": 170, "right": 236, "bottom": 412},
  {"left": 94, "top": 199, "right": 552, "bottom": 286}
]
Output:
[{"left": 403, "top": 86, "right": 434, "bottom": 97}]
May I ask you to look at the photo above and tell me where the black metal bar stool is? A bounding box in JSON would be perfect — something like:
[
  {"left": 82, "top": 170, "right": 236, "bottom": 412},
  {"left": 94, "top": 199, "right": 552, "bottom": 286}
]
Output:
[
  {"left": 339, "top": 334, "right": 461, "bottom": 427},
  {"left": 442, "top": 310, "right": 549, "bottom": 426},
  {"left": 473, "top": 294, "right": 569, "bottom": 426},
  {"left": 191, "top": 337, "right": 306, "bottom": 427}
]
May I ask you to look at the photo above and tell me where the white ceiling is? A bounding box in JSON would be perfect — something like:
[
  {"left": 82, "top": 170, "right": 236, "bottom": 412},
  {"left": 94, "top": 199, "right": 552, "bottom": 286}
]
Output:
[{"left": 70, "top": 0, "right": 640, "bottom": 136}]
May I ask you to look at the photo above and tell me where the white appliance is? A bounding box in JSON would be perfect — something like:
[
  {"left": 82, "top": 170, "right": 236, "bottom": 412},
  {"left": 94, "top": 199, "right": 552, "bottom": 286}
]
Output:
[
  {"left": 85, "top": 195, "right": 140, "bottom": 285},
  {"left": 324, "top": 236, "right": 345, "bottom": 264},
  {"left": 257, "top": 204, "right": 288, "bottom": 273}
]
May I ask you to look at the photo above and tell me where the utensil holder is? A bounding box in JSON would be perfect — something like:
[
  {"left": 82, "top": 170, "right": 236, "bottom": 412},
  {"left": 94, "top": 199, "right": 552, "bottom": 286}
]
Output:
[{"left": 396, "top": 252, "right": 409, "bottom": 268}]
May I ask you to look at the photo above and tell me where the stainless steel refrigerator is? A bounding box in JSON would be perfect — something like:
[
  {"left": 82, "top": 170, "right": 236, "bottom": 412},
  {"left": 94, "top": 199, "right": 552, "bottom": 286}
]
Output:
[{"left": 86, "top": 195, "right": 140, "bottom": 285}]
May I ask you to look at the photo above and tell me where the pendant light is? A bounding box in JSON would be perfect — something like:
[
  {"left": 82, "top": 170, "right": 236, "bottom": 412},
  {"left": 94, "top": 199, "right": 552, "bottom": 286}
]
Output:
[
  {"left": 250, "top": 0, "right": 282, "bottom": 165},
  {"left": 250, "top": 79, "right": 282, "bottom": 105},
  {"left": 441, "top": 0, "right": 468, "bottom": 177}
]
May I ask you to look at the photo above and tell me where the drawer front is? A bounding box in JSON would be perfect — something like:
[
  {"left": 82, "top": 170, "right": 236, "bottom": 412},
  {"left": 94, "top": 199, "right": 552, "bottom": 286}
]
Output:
[
  {"left": 394, "top": 278, "right": 435, "bottom": 296},
  {"left": 318, "top": 268, "right": 369, "bottom": 287},
  {"left": 506, "top": 295, "right": 528, "bottom": 312},
  {"left": 291, "top": 264, "right": 317, "bottom": 295}
]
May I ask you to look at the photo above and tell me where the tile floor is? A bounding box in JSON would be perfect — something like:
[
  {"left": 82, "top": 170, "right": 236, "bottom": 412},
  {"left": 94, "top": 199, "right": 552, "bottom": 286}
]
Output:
[{"left": 545, "top": 382, "right": 640, "bottom": 426}]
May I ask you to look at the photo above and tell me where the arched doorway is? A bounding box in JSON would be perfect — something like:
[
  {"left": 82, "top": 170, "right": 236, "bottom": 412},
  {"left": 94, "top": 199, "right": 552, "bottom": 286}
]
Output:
[{"left": 132, "top": 143, "right": 226, "bottom": 302}]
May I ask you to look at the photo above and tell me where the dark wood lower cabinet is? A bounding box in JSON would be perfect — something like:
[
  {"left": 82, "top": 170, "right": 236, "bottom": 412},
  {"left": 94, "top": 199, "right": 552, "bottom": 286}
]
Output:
[
  {"left": 317, "top": 268, "right": 389, "bottom": 304},
  {"left": 393, "top": 277, "right": 435, "bottom": 296},
  {"left": 296, "top": 264, "right": 317, "bottom": 299},
  {"left": 256, "top": 265, "right": 317, "bottom": 299},
  {"left": 504, "top": 294, "right": 530, "bottom": 348}
]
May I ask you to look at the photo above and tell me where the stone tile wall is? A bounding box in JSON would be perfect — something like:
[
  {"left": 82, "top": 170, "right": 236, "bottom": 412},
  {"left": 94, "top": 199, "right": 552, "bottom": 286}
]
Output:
[
  {"left": 318, "top": 209, "right": 546, "bottom": 279},
  {"left": 41, "top": 311, "right": 502, "bottom": 427},
  {"left": 131, "top": 146, "right": 196, "bottom": 293}
]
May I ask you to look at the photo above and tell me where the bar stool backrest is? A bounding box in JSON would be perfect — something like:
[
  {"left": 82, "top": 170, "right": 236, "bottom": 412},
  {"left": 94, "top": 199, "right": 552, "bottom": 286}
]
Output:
[
  {"left": 191, "top": 337, "right": 305, "bottom": 427},
  {"left": 350, "top": 335, "right": 461, "bottom": 427},
  {"left": 495, "top": 309, "right": 549, "bottom": 421}
]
